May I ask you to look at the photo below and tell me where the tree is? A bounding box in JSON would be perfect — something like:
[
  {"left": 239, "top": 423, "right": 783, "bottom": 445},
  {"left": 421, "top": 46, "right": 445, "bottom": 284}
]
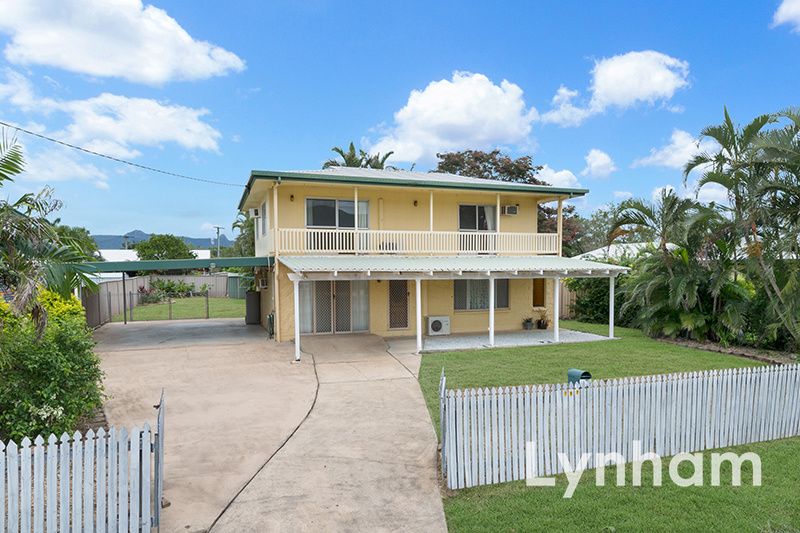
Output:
[
  {"left": 571, "top": 203, "right": 655, "bottom": 254},
  {"left": 133, "top": 234, "right": 196, "bottom": 260},
  {"left": 610, "top": 188, "right": 698, "bottom": 255},
  {"left": 685, "top": 108, "right": 800, "bottom": 346},
  {"left": 323, "top": 142, "right": 394, "bottom": 169},
  {"left": 230, "top": 212, "right": 255, "bottom": 257},
  {"left": 433, "top": 149, "right": 584, "bottom": 255},
  {"left": 53, "top": 222, "right": 100, "bottom": 260},
  {"left": 0, "top": 132, "right": 96, "bottom": 332}
]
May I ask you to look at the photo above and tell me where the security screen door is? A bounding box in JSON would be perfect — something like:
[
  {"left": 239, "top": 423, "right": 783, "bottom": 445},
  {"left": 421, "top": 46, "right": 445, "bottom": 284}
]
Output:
[{"left": 299, "top": 280, "right": 369, "bottom": 334}]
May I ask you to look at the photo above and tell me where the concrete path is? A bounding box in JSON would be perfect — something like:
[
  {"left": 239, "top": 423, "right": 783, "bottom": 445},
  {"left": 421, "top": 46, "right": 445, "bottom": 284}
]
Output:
[
  {"left": 212, "top": 334, "right": 447, "bottom": 533},
  {"left": 96, "top": 319, "right": 318, "bottom": 533}
]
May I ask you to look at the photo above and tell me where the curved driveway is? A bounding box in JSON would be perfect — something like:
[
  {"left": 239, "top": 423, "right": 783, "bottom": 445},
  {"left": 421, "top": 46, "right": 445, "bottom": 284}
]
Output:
[
  {"left": 212, "top": 334, "right": 447, "bottom": 533},
  {"left": 96, "top": 319, "right": 318, "bottom": 533}
]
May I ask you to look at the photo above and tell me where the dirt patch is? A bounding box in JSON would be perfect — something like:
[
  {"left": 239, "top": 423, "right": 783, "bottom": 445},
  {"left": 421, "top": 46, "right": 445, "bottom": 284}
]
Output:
[{"left": 658, "top": 337, "right": 796, "bottom": 365}]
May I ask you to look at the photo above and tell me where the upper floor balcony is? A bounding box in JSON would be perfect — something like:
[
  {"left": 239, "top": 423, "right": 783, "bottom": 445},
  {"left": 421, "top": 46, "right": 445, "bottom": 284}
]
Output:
[{"left": 277, "top": 228, "right": 559, "bottom": 256}]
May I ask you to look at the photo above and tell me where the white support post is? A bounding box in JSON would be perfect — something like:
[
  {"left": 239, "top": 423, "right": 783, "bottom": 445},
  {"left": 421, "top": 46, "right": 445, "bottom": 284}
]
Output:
[
  {"left": 609, "top": 276, "right": 615, "bottom": 339},
  {"left": 553, "top": 277, "right": 560, "bottom": 343},
  {"left": 429, "top": 191, "right": 434, "bottom": 232},
  {"left": 293, "top": 280, "right": 301, "bottom": 361},
  {"left": 354, "top": 187, "right": 359, "bottom": 253},
  {"left": 415, "top": 278, "right": 423, "bottom": 353},
  {"left": 273, "top": 184, "right": 280, "bottom": 256},
  {"left": 495, "top": 193, "right": 501, "bottom": 232},
  {"left": 557, "top": 198, "right": 563, "bottom": 257},
  {"left": 489, "top": 277, "right": 495, "bottom": 346}
]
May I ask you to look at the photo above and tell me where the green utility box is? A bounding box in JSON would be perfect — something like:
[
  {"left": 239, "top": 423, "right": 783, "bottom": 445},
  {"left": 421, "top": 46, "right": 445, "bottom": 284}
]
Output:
[{"left": 567, "top": 368, "right": 592, "bottom": 383}]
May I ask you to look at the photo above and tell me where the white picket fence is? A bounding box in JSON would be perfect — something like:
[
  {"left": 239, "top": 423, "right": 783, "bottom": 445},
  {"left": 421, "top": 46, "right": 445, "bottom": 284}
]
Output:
[
  {"left": 440, "top": 364, "right": 800, "bottom": 490},
  {"left": 0, "top": 394, "right": 165, "bottom": 532}
]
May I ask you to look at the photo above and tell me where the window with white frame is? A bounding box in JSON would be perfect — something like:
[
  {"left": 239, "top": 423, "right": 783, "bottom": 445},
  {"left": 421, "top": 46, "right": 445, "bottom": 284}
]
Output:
[
  {"left": 459, "top": 204, "right": 496, "bottom": 231},
  {"left": 260, "top": 201, "right": 267, "bottom": 236},
  {"left": 306, "top": 198, "right": 368, "bottom": 228},
  {"left": 454, "top": 279, "right": 509, "bottom": 310}
]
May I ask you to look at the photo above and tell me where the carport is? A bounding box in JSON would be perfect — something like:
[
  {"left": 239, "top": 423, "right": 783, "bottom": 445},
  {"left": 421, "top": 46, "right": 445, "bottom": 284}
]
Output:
[{"left": 77, "top": 256, "right": 272, "bottom": 323}]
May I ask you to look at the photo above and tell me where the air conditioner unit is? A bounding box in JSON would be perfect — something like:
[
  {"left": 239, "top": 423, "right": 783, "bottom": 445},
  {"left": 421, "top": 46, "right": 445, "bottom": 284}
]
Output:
[
  {"left": 249, "top": 207, "right": 260, "bottom": 218},
  {"left": 427, "top": 315, "right": 451, "bottom": 336},
  {"left": 501, "top": 205, "right": 519, "bottom": 216},
  {"left": 258, "top": 278, "right": 269, "bottom": 290}
]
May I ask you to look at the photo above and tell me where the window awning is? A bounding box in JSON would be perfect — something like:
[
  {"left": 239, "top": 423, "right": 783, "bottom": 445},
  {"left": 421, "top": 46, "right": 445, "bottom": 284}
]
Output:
[{"left": 279, "top": 255, "right": 627, "bottom": 281}]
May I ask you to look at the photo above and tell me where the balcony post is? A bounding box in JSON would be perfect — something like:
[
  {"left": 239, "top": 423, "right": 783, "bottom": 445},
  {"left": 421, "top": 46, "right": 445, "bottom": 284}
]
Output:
[
  {"left": 557, "top": 198, "right": 563, "bottom": 257},
  {"left": 354, "top": 187, "right": 359, "bottom": 254},
  {"left": 273, "top": 184, "right": 280, "bottom": 256}
]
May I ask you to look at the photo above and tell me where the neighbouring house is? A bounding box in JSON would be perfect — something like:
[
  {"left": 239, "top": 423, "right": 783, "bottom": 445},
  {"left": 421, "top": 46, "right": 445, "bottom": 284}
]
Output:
[
  {"left": 575, "top": 242, "right": 677, "bottom": 262},
  {"left": 238, "top": 167, "right": 627, "bottom": 359},
  {"left": 98, "top": 249, "right": 212, "bottom": 262}
]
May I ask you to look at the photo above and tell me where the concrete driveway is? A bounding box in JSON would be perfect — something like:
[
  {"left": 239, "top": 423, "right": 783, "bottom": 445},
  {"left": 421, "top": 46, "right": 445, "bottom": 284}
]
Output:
[
  {"left": 95, "top": 319, "right": 317, "bottom": 533},
  {"left": 212, "top": 334, "right": 447, "bottom": 533}
]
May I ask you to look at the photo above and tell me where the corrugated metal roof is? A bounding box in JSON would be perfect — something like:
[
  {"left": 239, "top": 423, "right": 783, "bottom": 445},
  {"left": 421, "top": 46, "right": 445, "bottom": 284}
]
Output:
[
  {"left": 239, "top": 167, "right": 588, "bottom": 210},
  {"left": 76, "top": 256, "right": 272, "bottom": 273},
  {"left": 278, "top": 255, "right": 628, "bottom": 275}
]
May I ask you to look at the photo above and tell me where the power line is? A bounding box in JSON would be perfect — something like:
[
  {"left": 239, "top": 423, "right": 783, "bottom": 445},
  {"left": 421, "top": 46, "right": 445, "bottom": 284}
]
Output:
[{"left": 0, "top": 119, "right": 243, "bottom": 188}]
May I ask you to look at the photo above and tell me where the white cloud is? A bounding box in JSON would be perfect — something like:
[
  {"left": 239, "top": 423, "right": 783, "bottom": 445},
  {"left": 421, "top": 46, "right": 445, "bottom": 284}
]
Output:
[
  {"left": 541, "top": 51, "right": 690, "bottom": 127},
  {"left": 540, "top": 86, "right": 592, "bottom": 127},
  {"left": 367, "top": 71, "right": 538, "bottom": 162},
  {"left": 0, "top": 70, "right": 222, "bottom": 159},
  {"left": 773, "top": 0, "right": 800, "bottom": 32},
  {"left": 537, "top": 164, "right": 581, "bottom": 188},
  {"left": 580, "top": 148, "right": 617, "bottom": 178},
  {"left": 0, "top": 0, "right": 244, "bottom": 85},
  {"left": 22, "top": 146, "right": 109, "bottom": 189},
  {"left": 613, "top": 190, "right": 633, "bottom": 200},
  {"left": 651, "top": 180, "right": 729, "bottom": 206},
  {"left": 632, "top": 129, "right": 717, "bottom": 170}
]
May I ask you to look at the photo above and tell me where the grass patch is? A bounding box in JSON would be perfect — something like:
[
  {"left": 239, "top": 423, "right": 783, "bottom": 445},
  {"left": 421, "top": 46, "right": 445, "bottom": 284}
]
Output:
[
  {"left": 420, "top": 321, "right": 762, "bottom": 434},
  {"left": 112, "top": 296, "right": 245, "bottom": 322},
  {"left": 418, "top": 322, "right": 800, "bottom": 532},
  {"left": 443, "top": 437, "right": 800, "bottom": 532}
]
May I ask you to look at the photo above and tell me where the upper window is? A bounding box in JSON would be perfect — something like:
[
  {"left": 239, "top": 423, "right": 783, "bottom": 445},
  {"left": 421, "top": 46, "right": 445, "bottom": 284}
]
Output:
[
  {"left": 306, "top": 199, "right": 368, "bottom": 228},
  {"left": 260, "top": 201, "right": 267, "bottom": 236},
  {"left": 459, "top": 205, "right": 496, "bottom": 231},
  {"left": 454, "top": 279, "right": 509, "bottom": 310}
]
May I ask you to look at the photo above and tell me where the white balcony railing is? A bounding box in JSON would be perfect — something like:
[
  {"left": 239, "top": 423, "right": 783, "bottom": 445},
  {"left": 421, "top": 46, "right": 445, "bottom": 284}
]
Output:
[{"left": 277, "top": 228, "right": 559, "bottom": 255}]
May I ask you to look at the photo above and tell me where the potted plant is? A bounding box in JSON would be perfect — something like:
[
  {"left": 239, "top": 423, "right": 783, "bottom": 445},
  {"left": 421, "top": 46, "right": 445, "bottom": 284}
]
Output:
[
  {"left": 536, "top": 317, "right": 549, "bottom": 330},
  {"left": 522, "top": 317, "right": 534, "bottom": 330}
]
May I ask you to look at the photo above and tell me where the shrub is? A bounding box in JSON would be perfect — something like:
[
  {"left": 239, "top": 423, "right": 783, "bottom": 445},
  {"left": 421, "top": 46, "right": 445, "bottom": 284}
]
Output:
[
  {"left": 38, "top": 288, "right": 85, "bottom": 320},
  {"left": 0, "top": 314, "right": 103, "bottom": 441},
  {"left": 565, "top": 277, "right": 634, "bottom": 326},
  {"left": 150, "top": 278, "right": 196, "bottom": 297}
]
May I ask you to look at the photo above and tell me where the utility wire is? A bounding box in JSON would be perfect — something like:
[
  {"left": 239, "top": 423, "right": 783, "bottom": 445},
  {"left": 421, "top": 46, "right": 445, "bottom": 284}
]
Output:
[{"left": 0, "top": 119, "right": 243, "bottom": 188}]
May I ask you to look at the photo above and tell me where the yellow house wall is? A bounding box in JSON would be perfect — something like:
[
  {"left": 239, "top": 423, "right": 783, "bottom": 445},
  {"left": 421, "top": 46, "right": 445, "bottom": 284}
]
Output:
[
  {"left": 273, "top": 272, "right": 557, "bottom": 341},
  {"left": 260, "top": 183, "right": 543, "bottom": 233}
]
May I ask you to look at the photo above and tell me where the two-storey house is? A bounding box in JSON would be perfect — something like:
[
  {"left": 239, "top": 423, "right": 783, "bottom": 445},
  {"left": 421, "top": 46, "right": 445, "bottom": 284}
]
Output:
[{"left": 238, "top": 167, "right": 626, "bottom": 360}]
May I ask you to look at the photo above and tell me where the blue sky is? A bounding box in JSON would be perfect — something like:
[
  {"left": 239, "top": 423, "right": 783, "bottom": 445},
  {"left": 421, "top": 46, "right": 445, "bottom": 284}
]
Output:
[{"left": 0, "top": 0, "right": 799, "bottom": 239}]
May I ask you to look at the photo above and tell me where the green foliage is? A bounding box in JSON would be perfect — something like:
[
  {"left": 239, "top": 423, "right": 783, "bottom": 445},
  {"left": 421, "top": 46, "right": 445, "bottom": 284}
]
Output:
[
  {"left": 37, "top": 288, "right": 85, "bottom": 320},
  {"left": 565, "top": 276, "right": 633, "bottom": 326},
  {"left": 149, "top": 278, "right": 197, "bottom": 296},
  {"left": 0, "top": 312, "right": 102, "bottom": 441},
  {"left": 323, "top": 142, "right": 394, "bottom": 169},
  {"left": 133, "top": 233, "right": 196, "bottom": 261}
]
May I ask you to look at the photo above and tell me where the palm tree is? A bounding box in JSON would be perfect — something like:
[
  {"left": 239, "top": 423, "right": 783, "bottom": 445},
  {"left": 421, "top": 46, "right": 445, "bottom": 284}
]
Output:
[
  {"left": 323, "top": 142, "right": 394, "bottom": 169},
  {"left": 323, "top": 142, "right": 363, "bottom": 168},
  {"left": 362, "top": 150, "right": 394, "bottom": 169},
  {"left": 684, "top": 108, "right": 800, "bottom": 345},
  {"left": 609, "top": 188, "right": 698, "bottom": 254},
  {"left": 0, "top": 132, "right": 96, "bottom": 332}
]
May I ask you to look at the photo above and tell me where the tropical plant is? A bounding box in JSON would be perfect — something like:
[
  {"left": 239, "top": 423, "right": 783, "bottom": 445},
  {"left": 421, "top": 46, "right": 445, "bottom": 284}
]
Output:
[
  {"left": 684, "top": 108, "right": 800, "bottom": 346},
  {"left": 323, "top": 142, "right": 394, "bottom": 169},
  {"left": 133, "top": 233, "right": 196, "bottom": 261},
  {"left": 0, "top": 132, "right": 96, "bottom": 332}
]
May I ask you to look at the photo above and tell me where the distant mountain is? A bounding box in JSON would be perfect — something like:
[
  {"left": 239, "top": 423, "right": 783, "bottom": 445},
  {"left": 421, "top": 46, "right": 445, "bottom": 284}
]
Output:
[{"left": 92, "top": 229, "right": 233, "bottom": 250}]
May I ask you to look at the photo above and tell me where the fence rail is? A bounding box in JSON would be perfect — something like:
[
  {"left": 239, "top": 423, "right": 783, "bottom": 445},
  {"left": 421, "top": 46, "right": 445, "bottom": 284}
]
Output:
[
  {"left": 440, "top": 364, "right": 800, "bottom": 489},
  {"left": 278, "top": 228, "right": 559, "bottom": 255},
  {"left": 1, "top": 395, "right": 165, "bottom": 531}
]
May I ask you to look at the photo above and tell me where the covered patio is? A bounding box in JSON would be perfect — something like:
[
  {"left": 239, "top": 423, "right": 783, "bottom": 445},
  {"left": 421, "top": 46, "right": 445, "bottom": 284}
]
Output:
[{"left": 281, "top": 255, "right": 628, "bottom": 360}]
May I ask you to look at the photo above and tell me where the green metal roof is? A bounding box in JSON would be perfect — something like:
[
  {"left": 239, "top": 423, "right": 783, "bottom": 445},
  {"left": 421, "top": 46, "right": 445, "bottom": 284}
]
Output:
[
  {"left": 278, "top": 255, "right": 627, "bottom": 276},
  {"left": 77, "top": 256, "right": 272, "bottom": 273},
  {"left": 238, "top": 168, "right": 589, "bottom": 210}
]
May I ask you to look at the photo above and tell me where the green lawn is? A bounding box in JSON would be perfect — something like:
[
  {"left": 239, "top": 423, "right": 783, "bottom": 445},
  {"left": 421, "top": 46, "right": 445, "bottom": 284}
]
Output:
[
  {"left": 419, "top": 322, "right": 800, "bottom": 532},
  {"left": 112, "top": 296, "right": 245, "bottom": 322}
]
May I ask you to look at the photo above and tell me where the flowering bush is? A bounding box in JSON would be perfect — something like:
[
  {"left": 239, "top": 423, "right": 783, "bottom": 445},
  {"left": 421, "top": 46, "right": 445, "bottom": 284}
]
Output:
[{"left": 0, "top": 293, "right": 102, "bottom": 441}]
